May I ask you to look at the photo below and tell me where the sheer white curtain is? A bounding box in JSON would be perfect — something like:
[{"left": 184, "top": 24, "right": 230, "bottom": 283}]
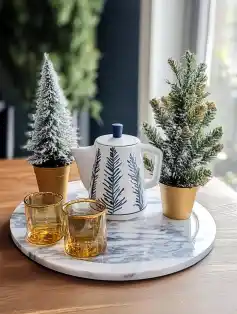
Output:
[{"left": 198, "top": 0, "right": 237, "bottom": 190}]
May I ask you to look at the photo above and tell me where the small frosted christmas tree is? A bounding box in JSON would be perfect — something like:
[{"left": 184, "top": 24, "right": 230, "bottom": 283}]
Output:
[
  {"left": 143, "top": 51, "right": 223, "bottom": 188},
  {"left": 25, "top": 53, "right": 77, "bottom": 168}
]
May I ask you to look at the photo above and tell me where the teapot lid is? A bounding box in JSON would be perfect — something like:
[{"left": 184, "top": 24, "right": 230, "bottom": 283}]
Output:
[{"left": 96, "top": 123, "right": 140, "bottom": 147}]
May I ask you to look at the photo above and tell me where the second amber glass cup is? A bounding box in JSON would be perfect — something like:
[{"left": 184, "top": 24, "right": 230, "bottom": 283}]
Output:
[
  {"left": 63, "top": 199, "right": 107, "bottom": 259},
  {"left": 24, "top": 192, "right": 64, "bottom": 245}
]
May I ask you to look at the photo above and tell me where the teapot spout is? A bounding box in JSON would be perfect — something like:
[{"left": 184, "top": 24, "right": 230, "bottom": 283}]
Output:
[{"left": 71, "top": 146, "right": 95, "bottom": 191}]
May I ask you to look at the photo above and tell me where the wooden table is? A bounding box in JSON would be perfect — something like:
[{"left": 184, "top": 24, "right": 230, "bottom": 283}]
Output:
[{"left": 0, "top": 160, "right": 237, "bottom": 314}]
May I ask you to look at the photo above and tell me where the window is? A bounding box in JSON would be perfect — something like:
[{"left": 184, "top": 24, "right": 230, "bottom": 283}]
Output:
[
  {"left": 140, "top": 0, "right": 237, "bottom": 190},
  {"left": 205, "top": 0, "right": 237, "bottom": 190}
]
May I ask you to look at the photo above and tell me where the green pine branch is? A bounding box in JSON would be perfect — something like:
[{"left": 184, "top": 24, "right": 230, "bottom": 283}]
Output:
[
  {"left": 143, "top": 155, "right": 154, "bottom": 173},
  {"left": 179, "top": 167, "right": 212, "bottom": 187},
  {"left": 200, "top": 143, "right": 224, "bottom": 165},
  {"left": 201, "top": 102, "right": 217, "bottom": 126},
  {"left": 198, "top": 127, "right": 223, "bottom": 151},
  {"left": 143, "top": 122, "right": 165, "bottom": 150}
]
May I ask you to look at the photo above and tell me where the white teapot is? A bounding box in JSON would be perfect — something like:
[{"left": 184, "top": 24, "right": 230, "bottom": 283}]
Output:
[{"left": 72, "top": 123, "right": 162, "bottom": 220}]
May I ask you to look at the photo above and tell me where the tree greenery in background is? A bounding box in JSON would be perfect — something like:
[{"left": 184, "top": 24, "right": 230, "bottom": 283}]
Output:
[
  {"left": 143, "top": 51, "right": 224, "bottom": 188},
  {"left": 0, "top": 0, "right": 104, "bottom": 120}
]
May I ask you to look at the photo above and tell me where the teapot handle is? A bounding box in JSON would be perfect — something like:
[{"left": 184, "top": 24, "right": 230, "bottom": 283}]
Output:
[{"left": 140, "top": 143, "right": 163, "bottom": 189}]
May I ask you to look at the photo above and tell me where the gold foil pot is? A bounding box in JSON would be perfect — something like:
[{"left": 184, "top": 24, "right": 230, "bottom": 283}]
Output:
[
  {"left": 34, "top": 165, "right": 70, "bottom": 201},
  {"left": 160, "top": 183, "right": 198, "bottom": 220}
]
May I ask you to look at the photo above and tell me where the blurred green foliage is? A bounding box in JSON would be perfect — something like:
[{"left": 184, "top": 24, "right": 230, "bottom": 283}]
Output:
[{"left": 0, "top": 0, "right": 104, "bottom": 120}]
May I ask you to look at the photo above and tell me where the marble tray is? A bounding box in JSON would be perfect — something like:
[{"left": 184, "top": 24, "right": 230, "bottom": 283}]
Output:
[{"left": 10, "top": 181, "right": 216, "bottom": 281}]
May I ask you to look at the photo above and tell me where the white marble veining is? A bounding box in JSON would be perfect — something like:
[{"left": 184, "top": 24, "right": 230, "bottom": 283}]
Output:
[{"left": 10, "top": 181, "right": 216, "bottom": 281}]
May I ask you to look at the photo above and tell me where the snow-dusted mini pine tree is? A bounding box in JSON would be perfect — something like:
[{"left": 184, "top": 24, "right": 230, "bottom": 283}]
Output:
[
  {"left": 143, "top": 51, "right": 223, "bottom": 188},
  {"left": 24, "top": 53, "right": 78, "bottom": 200},
  {"left": 25, "top": 53, "right": 77, "bottom": 168},
  {"left": 143, "top": 51, "right": 223, "bottom": 220}
]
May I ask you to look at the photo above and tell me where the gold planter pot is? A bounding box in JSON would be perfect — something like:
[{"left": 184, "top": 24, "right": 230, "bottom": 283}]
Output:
[
  {"left": 160, "top": 183, "right": 198, "bottom": 220},
  {"left": 34, "top": 165, "right": 71, "bottom": 201}
]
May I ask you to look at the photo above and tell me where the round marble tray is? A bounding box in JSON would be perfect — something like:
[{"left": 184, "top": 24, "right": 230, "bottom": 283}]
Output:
[{"left": 10, "top": 181, "right": 216, "bottom": 281}]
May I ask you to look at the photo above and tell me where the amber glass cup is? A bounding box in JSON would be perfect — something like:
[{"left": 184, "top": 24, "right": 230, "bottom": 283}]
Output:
[
  {"left": 24, "top": 192, "right": 64, "bottom": 245},
  {"left": 63, "top": 199, "right": 107, "bottom": 259}
]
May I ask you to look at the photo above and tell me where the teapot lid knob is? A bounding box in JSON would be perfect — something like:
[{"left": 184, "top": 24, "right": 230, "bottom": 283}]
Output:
[{"left": 112, "top": 123, "right": 123, "bottom": 138}]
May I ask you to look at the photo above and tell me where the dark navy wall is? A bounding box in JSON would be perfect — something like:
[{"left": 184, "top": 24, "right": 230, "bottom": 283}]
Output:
[
  {"left": 90, "top": 0, "right": 140, "bottom": 143},
  {"left": 0, "top": 108, "right": 7, "bottom": 157}
]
